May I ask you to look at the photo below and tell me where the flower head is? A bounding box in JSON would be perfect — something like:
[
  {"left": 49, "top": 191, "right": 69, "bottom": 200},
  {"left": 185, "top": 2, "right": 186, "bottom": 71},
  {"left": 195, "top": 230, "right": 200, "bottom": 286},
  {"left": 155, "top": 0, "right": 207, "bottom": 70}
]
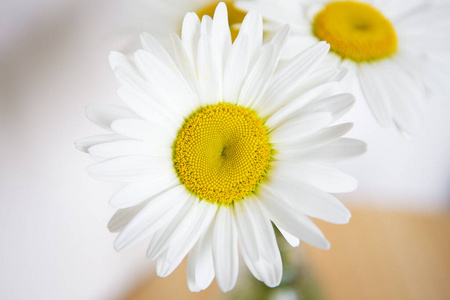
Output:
[
  {"left": 121, "top": 0, "right": 246, "bottom": 48},
  {"left": 76, "top": 2, "right": 365, "bottom": 292},
  {"left": 236, "top": 0, "right": 450, "bottom": 136}
]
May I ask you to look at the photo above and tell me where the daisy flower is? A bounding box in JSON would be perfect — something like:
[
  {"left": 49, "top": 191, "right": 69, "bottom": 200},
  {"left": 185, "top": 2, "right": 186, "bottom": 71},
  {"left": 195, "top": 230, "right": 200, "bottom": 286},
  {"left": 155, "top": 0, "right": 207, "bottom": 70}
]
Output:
[
  {"left": 76, "top": 3, "right": 365, "bottom": 292},
  {"left": 236, "top": 0, "right": 450, "bottom": 135},
  {"left": 118, "top": 0, "right": 247, "bottom": 48}
]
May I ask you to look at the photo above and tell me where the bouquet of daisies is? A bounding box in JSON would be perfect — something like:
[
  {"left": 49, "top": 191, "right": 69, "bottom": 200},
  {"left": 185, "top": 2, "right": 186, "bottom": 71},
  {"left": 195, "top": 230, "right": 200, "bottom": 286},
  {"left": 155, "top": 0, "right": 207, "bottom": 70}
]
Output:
[{"left": 76, "top": 0, "right": 449, "bottom": 294}]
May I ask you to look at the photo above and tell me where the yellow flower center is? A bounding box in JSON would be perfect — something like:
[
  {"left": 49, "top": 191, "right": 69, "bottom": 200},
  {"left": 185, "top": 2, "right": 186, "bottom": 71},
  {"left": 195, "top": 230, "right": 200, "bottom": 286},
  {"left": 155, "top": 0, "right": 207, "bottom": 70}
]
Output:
[
  {"left": 173, "top": 103, "right": 272, "bottom": 205},
  {"left": 312, "top": 1, "right": 397, "bottom": 62},
  {"left": 196, "top": 0, "right": 246, "bottom": 41}
]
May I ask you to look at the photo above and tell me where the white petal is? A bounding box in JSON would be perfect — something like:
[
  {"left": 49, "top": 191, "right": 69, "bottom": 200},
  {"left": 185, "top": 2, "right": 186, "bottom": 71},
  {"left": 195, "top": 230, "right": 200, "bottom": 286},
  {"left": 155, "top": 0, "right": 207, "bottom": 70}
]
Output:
[
  {"left": 88, "top": 140, "right": 172, "bottom": 161},
  {"left": 256, "top": 42, "right": 330, "bottom": 111},
  {"left": 391, "top": 53, "right": 428, "bottom": 93},
  {"left": 238, "top": 241, "right": 262, "bottom": 281},
  {"left": 114, "top": 185, "right": 189, "bottom": 251},
  {"left": 116, "top": 87, "right": 176, "bottom": 128},
  {"left": 270, "top": 112, "right": 332, "bottom": 143},
  {"left": 166, "top": 202, "right": 217, "bottom": 266},
  {"left": 238, "top": 44, "right": 277, "bottom": 107},
  {"left": 109, "top": 51, "right": 135, "bottom": 73},
  {"left": 74, "top": 134, "right": 125, "bottom": 153},
  {"left": 109, "top": 175, "right": 179, "bottom": 209},
  {"left": 301, "top": 93, "right": 355, "bottom": 123},
  {"left": 113, "top": 67, "right": 149, "bottom": 99},
  {"left": 300, "top": 138, "right": 367, "bottom": 163},
  {"left": 213, "top": 206, "right": 239, "bottom": 292},
  {"left": 156, "top": 201, "right": 217, "bottom": 278},
  {"left": 146, "top": 226, "right": 167, "bottom": 259},
  {"left": 212, "top": 2, "right": 232, "bottom": 61},
  {"left": 275, "top": 123, "right": 354, "bottom": 158},
  {"left": 200, "top": 15, "right": 213, "bottom": 37},
  {"left": 274, "top": 162, "right": 358, "bottom": 193},
  {"left": 181, "top": 12, "right": 201, "bottom": 66},
  {"left": 170, "top": 34, "right": 202, "bottom": 105},
  {"left": 268, "top": 24, "right": 291, "bottom": 56},
  {"left": 235, "top": 198, "right": 282, "bottom": 287},
  {"left": 358, "top": 63, "right": 393, "bottom": 127},
  {"left": 107, "top": 201, "right": 148, "bottom": 232},
  {"left": 237, "top": 10, "right": 263, "bottom": 65},
  {"left": 234, "top": 203, "right": 258, "bottom": 262},
  {"left": 146, "top": 197, "right": 197, "bottom": 260},
  {"left": 258, "top": 188, "right": 330, "bottom": 250},
  {"left": 288, "top": 66, "right": 347, "bottom": 106},
  {"left": 200, "top": 3, "right": 232, "bottom": 105},
  {"left": 134, "top": 49, "right": 196, "bottom": 113},
  {"left": 278, "top": 227, "right": 300, "bottom": 247},
  {"left": 87, "top": 156, "right": 173, "bottom": 183},
  {"left": 86, "top": 104, "right": 136, "bottom": 131},
  {"left": 111, "top": 119, "right": 175, "bottom": 145},
  {"left": 302, "top": 123, "right": 353, "bottom": 146},
  {"left": 264, "top": 80, "right": 341, "bottom": 128},
  {"left": 187, "top": 270, "right": 200, "bottom": 293},
  {"left": 187, "top": 225, "right": 215, "bottom": 292},
  {"left": 380, "top": 60, "right": 424, "bottom": 135},
  {"left": 385, "top": 0, "right": 430, "bottom": 23},
  {"left": 113, "top": 67, "right": 186, "bottom": 122},
  {"left": 140, "top": 32, "right": 174, "bottom": 67},
  {"left": 262, "top": 176, "right": 351, "bottom": 224},
  {"left": 223, "top": 33, "right": 251, "bottom": 102},
  {"left": 197, "top": 34, "right": 220, "bottom": 105}
]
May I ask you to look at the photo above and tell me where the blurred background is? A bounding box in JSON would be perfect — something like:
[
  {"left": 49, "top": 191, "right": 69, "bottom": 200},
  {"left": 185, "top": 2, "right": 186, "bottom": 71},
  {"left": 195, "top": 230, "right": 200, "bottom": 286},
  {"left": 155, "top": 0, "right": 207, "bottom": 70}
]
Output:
[{"left": 1, "top": 0, "right": 449, "bottom": 299}]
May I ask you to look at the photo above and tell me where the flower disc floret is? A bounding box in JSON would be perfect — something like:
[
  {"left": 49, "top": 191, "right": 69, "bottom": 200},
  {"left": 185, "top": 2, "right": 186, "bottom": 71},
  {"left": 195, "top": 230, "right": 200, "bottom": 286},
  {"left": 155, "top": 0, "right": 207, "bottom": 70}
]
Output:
[
  {"left": 173, "top": 103, "right": 272, "bottom": 205},
  {"left": 313, "top": 1, "right": 397, "bottom": 62}
]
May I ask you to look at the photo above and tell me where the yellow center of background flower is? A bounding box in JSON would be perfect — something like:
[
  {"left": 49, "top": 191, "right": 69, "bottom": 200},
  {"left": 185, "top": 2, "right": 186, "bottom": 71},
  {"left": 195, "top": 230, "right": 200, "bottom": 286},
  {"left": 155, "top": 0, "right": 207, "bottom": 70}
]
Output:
[
  {"left": 173, "top": 103, "right": 272, "bottom": 205},
  {"left": 313, "top": 1, "right": 397, "bottom": 62},
  {"left": 196, "top": 0, "right": 246, "bottom": 41}
]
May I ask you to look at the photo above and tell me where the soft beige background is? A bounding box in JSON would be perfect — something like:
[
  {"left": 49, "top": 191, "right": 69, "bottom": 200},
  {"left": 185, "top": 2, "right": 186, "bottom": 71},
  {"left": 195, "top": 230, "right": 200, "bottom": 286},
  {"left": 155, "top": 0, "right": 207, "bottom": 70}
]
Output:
[{"left": 1, "top": 0, "right": 449, "bottom": 299}]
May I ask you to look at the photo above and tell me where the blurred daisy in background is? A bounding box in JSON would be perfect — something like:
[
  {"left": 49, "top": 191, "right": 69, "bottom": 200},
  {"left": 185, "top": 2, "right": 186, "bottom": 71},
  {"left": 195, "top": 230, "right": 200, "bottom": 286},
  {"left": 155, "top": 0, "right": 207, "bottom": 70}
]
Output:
[
  {"left": 76, "top": 2, "right": 365, "bottom": 293},
  {"left": 117, "top": 0, "right": 247, "bottom": 49},
  {"left": 236, "top": 0, "right": 450, "bottom": 136}
]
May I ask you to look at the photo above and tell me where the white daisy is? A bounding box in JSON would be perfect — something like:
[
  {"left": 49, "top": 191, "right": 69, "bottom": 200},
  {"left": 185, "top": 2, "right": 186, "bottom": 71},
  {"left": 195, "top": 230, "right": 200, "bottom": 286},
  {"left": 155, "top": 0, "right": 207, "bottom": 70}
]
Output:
[
  {"left": 76, "top": 3, "right": 366, "bottom": 292},
  {"left": 118, "top": 0, "right": 248, "bottom": 49},
  {"left": 236, "top": 0, "right": 450, "bottom": 136}
]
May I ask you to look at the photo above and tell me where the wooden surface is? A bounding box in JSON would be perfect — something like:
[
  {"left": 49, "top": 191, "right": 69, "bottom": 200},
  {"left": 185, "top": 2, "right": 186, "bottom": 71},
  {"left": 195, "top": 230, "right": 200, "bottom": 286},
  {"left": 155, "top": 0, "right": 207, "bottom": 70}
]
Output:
[
  {"left": 122, "top": 208, "right": 450, "bottom": 300},
  {"left": 305, "top": 208, "right": 450, "bottom": 300},
  {"left": 121, "top": 261, "right": 221, "bottom": 300}
]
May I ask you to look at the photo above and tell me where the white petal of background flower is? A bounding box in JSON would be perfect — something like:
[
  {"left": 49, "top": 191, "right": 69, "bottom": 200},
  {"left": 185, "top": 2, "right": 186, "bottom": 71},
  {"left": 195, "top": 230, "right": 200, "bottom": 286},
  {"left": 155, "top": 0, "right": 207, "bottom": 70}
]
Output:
[{"left": 236, "top": 0, "right": 450, "bottom": 135}]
